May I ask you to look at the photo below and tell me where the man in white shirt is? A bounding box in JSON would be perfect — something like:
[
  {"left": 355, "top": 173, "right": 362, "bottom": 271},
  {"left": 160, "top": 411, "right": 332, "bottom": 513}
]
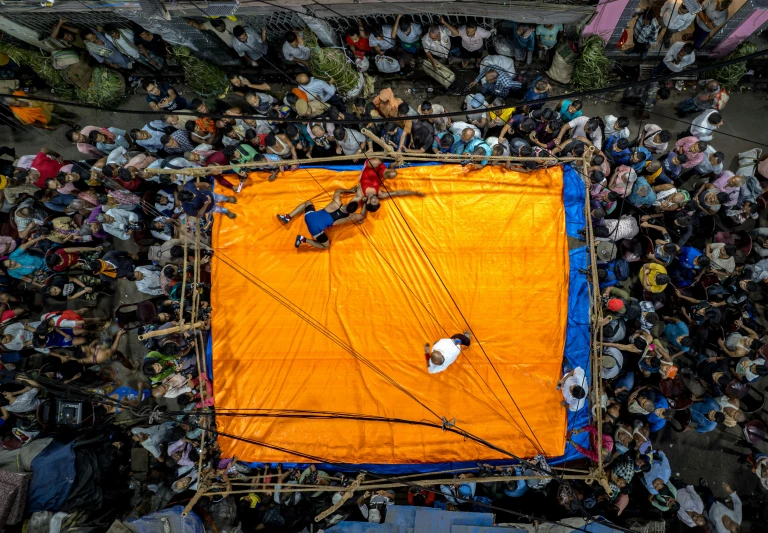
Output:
[
  {"left": 457, "top": 22, "right": 492, "bottom": 66},
  {"left": 421, "top": 24, "right": 452, "bottom": 65},
  {"left": 694, "top": 145, "right": 725, "bottom": 176},
  {"left": 449, "top": 120, "right": 482, "bottom": 140},
  {"left": 132, "top": 120, "right": 172, "bottom": 153},
  {"left": 689, "top": 109, "right": 722, "bottom": 141},
  {"left": 425, "top": 332, "right": 471, "bottom": 374},
  {"left": 556, "top": 116, "right": 603, "bottom": 150},
  {"left": 557, "top": 366, "right": 587, "bottom": 411},
  {"left": 295, "top": 73, "right": 345, "bottom": 110},
  {"left": 334, "top": 127, "right": 368, "bottom": 156},
  {"left": 282, "top": 30, "right": 311, "bottom": 67},
  {"left": 187, "top": 17, "right": 236, "bottom": 48},
  {"left": 232, "top": 25, "right": 267, "bottom": 67},
  {"left": 638, "top": 124, "right": 671, "bottom": 154},
  {"left": 708, "top": 483, "right": 741, "bottom": 533},
  {"left": 604, "top": 115, "right": 631, "bottom": 140},
  {"left": 358, "top": 491, "right": 394, "bottom": 523},
  {"left": 369, "top": 25, "right": 396, "bottom": 54},
  {"left": 660, "top": 0, "right": 697, "bottom": 46},
  {"left": 392, "top": 14, "right": 423, "bottom": 67},
  {"left": 694, "top": 0, "right": 731, "bottom": 48},
  {"left": 653, "top": 41, "right": 696, "bottom": 76},
  {"left": 676, "top": 484, "right": 707, "bottom": 528},
  {"left": 133, "top": 265, "right": 164, "bottom": 296},
  {"left": 98, "top": 207, "right": 139, "bottom": 241}
]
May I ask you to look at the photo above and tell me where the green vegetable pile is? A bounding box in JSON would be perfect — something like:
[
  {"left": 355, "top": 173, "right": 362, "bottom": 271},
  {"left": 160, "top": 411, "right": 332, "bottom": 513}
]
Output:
[
  {"left": 169, "top": 45, "right": 229, "bottom": 98},
  {"left": 76, "top": 66, "right": 125, "bottom": 107},
  {"left": 302, "top": 27, "right": 373, "bottom": 98},
  {"left": 709, "top": 42, "right": 755, "bottom": 90},
  {"left": 0, "top": 42, "right": 76, "bottom": 98},
  {"left": 572, "top": 36, "right": 613, "bottom": 91}
]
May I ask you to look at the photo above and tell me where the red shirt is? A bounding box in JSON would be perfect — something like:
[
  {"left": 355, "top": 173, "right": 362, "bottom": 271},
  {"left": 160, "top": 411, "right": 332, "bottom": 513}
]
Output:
[
  {"left": 205, "top": 151, "right": 229, "bottom": 167},
  {"left": 359, "top": 160, "right": 386, "bottom": 196},
  {"left": 31, "top": 152, "right": 65, "bottom": 187},
  {"left": 52, "top": 249, "right": 78, "bottom": 272},
  {"left": 346, "top": 35, "right": 372, "bottom": 59}
]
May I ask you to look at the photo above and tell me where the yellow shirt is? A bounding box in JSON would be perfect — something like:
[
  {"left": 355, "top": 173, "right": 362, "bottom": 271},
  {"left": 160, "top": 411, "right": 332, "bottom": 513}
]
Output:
[
  {"left": 642, "top": 263, "right": 668, "bottom": 293},
  {"left": 489, "top": 107, "right": 515, "bottom": 126}
]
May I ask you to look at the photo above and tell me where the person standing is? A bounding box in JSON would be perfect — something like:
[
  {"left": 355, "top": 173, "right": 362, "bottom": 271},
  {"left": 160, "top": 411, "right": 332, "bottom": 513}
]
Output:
[
  {"left": 187, "top": 17, "right": 237, "bottom": 49},
  {"left": 392, "top": 15, "right": 423, "bottom": 69},
  {"left": 232, "top": 25, "right": 268, "bottom": 67},
  {"left": 295, "top": 73, "right": 345, "bottom": 112},
  {"left": 628, "top": 9, "right": 661, "bottom": 58},
  {"left": 535, "top": 23, "right": 562, "bottom": 62},
  {"left": 693, "top": 0, "right": 731, "bottom": 48},
  {"left": 689, "top": 110, "right": 723, "bottom": 142},
  {"left": 282, "top": 30, "right": 311, "bottom": 68},
  {"left": 511, "top": 23, "right": 535, "bottom": 66},
  {"left": 456, "top": 21, "right": 493, "bottom": 67},
  {"left": 652, "top": 41, "right": 696, "bottom": 77},
  {"left": 675, "top": 484, "right": 708, "bottom": 528},
  {"left": 660, "top": 0, "right": 697, "bottom": 47},
  {"left": 425, "top": 332, "right": 471, "bottom": 374}
]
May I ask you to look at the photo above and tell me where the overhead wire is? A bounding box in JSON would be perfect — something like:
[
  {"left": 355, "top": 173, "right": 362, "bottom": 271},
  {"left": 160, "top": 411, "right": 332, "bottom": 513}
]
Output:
[{"left": 2, "top": 46, "right": 766, "bottom": 127}]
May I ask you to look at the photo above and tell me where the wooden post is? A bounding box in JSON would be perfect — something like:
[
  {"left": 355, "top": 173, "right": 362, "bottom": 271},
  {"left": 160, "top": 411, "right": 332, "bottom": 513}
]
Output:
[
  {"left": 315, "top": 474, "right": 365, "bottom": 522},
  {"left": 137, "top": 321, "right": 206, "bottom": 341}
]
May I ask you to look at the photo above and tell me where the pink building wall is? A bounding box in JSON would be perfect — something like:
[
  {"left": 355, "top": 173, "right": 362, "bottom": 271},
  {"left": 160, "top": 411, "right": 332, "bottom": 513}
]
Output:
[
  {"left": 711, "top": 8, "right": 768, "bottom": 57},
  {"left": 583, "top": 0, "right": 633, "bottom": 40}
]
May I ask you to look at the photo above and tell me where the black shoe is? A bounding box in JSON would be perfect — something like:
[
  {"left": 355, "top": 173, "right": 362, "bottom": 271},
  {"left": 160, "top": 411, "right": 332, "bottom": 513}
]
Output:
[{"left": 734, "top": 440, "right": 752, "bottom": 449}]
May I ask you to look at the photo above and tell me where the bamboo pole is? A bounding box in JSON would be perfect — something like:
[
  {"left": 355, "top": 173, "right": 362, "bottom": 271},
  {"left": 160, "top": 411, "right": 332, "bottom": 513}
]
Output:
[
  {"left": 361, "top": 128, "right": 403, "bottom": 166},
  {"left": 315, "top": 474, "right": 365, "bottom": 522},
  {"left": 141, "top": 153, "right": 588, "bottom": 175},
  {"left": 200, "top": 473, "right": 589, "bottom": 496},
  {"left": 137, "top": 321, "right": 206, "bottom": 341}
]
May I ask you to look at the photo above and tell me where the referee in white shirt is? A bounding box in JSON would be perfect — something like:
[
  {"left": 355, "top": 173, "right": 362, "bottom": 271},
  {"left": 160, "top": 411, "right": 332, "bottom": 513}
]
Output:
[{"left": 425, "top": 331, "right": 471, "bottom": 374}]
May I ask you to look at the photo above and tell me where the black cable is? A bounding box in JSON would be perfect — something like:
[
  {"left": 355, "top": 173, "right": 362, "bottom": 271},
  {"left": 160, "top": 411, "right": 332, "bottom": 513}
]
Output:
[
  {"left": 4, "top": 46, "right": 767, "bottom": 126},
  {"left": 195, "top": 423, "right": 635, "bottom": 533},
  {"left": 0, "top": 370, "right": 625, "bottom": 533}
]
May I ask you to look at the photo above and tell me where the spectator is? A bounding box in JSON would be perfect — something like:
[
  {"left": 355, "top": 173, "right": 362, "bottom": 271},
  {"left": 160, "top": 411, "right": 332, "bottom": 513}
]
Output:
[{"left": 232, "top": 25, "right": 268, "bottom": 67}]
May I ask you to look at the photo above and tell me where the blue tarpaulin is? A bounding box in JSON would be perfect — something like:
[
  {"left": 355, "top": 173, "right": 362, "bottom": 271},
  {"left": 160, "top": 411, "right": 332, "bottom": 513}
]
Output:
[{"left": 27, "top": 440, "right": 76, "bottom": 512}]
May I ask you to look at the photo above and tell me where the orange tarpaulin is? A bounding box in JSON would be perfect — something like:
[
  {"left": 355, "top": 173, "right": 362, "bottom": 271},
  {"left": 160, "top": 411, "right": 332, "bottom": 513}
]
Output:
[{"left": 211, "top": 164, "right": 570, "bottom": 464}]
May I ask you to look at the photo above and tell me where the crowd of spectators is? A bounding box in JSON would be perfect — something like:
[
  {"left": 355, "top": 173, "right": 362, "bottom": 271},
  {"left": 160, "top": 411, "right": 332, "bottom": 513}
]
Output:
[{"left": 0, "top": 10, "right": 765, "bottom": 533}]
